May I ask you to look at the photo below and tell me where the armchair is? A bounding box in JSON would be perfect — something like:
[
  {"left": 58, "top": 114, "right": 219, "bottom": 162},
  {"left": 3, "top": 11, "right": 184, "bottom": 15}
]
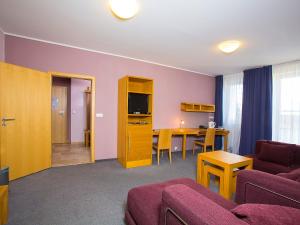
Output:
[{"left": 235, "top": 169, "right": 300, "bottom": 209}]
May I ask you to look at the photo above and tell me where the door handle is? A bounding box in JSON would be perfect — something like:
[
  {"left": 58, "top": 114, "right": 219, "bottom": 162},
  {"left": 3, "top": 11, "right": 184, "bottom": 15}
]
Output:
[{"left": 2, "top": 117, "right": 16, "bottom": 127}]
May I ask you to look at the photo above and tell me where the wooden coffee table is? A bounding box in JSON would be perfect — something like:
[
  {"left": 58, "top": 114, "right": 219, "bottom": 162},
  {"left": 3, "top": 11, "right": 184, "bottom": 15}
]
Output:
[{"left": 197, "top": 151, "right": 253, "bottom": 200}]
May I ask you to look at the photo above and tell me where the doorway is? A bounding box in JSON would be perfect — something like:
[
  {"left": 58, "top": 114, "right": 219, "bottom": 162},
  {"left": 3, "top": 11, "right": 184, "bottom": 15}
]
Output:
[{"left": 50, "top": 72, "right": 95, "bottom": 167}]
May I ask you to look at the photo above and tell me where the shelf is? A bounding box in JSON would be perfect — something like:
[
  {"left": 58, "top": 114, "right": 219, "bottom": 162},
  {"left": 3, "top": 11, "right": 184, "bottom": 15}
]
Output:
[
  {"left": 128, "top": 114, "right": 152, "bottom": 117},
  {"left": 181, "top": 102, "right": 215, "bottom": 113},
  {"left": 128, "top": 91, "right": 152, "bottom": 95},
  {"left": 128, "top": 76, "right": 153, "bottom": 94}
]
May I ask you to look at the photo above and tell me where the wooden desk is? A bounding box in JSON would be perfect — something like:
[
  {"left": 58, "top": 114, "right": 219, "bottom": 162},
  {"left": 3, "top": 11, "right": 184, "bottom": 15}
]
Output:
[
  {"left": 0, "top": 185, "right": 8, "bottom": 225},
  {"left": 197, "top": 151, "right": 253, "bottom": 199},
  {"left": 153, "top": 128, "right": 229, "bottom": 160}
]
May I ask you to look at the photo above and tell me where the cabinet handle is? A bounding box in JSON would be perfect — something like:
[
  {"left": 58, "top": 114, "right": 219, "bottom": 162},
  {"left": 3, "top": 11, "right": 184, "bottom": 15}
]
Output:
[{"left": 128, "top": 135, "right": 131, "bottom": 151}]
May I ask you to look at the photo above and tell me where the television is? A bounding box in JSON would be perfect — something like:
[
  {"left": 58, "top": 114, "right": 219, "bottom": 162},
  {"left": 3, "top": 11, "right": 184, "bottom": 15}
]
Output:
[{"left": 128, "top": 93, "right": 149, "bottom": 114}]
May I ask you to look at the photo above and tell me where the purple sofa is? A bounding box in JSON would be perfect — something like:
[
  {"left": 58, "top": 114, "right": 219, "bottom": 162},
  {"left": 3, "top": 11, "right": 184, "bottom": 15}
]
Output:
[
  {"left": 236, "top": 169, "right": 300, "bottom": 209},
  {"left": 252, "top": 140, "right": 300, "bottom": 174},
  {"left": 125, "top": 176, "right": 300, "bottom": 225}
]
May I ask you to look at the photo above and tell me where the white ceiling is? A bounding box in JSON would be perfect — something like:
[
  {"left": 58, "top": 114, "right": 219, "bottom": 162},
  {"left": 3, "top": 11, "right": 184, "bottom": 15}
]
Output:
[{"left": 0, "top": 0, "right": 300, "bottom": 75}]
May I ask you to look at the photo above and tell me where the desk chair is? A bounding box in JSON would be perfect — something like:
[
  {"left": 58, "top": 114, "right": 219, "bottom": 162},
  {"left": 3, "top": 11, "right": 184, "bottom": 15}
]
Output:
[
  {"left": 192, "top": 128, "right": 216, "bottom": 154},
  {"left": 153, "top": 129, "right": 172, "bottom": 165}
]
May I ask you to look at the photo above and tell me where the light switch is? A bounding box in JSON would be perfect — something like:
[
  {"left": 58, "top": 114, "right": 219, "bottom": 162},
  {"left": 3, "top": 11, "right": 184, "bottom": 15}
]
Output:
[{"left": 96, "top": 113, "right": 104, "bottom": 118}]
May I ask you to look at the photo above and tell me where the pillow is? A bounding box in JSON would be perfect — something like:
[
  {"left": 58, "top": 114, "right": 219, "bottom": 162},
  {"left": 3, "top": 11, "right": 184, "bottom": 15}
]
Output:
[
  {"left": 231, "top": 204, "right": 300, "bottom": 225},
  {"left": 257, "top": 142, "right": 293, "bottom": 166},
  {"left": 277, "top": 168, "right": 300, "bottom": 182}
]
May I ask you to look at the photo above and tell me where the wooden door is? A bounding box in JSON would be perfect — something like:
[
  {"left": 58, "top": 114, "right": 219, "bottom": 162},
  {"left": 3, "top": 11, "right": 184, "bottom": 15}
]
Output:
[
  {"left": 0, "top": 62, "right": 51, "bottom": 180},
  {"left": 127, "top": 125, "right": 152, "bottom": 161},
  {"left": 51, "top": 86, "right": 68, "bottom": 143}
]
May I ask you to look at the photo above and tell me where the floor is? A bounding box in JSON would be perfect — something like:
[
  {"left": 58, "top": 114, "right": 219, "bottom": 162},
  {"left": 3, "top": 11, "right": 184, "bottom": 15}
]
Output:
[
  {"left": 52, "top": 143, "right": 91, "bottom": 167},
  {"left": 8, "top": 151, "right": 218, "bottom": 225}
]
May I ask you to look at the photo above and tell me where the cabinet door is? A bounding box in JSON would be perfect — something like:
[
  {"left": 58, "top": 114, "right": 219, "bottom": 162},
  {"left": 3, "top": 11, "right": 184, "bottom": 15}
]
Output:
[{"left": 127, "top": 125, "right": 152, "bottom": 161}]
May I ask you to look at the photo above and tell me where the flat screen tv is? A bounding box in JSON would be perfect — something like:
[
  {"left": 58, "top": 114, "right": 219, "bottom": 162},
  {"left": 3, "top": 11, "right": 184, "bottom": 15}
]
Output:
[{"left": 128, "top": 93, "right": 149, "bottom": 114}]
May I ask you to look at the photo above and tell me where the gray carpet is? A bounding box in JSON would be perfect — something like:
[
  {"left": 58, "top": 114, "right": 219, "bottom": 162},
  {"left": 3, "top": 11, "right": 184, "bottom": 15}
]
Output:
[{"left": 7, "top": 151, "right": 215, "bottom": 225}]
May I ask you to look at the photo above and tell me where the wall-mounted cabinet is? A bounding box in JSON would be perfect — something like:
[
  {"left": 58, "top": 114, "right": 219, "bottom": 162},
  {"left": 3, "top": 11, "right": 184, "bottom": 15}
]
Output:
[
  {"left": 181, "top": 102, "right": 215, "bottom": 112},
  {"left": 118, "top": 76, "right": 153, "bottom": 168}
]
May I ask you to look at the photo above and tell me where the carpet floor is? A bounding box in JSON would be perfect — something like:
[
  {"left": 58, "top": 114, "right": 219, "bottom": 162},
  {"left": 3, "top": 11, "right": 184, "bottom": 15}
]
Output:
[{"left": 7, "top": 151, "right": 215, "bottom": 225}]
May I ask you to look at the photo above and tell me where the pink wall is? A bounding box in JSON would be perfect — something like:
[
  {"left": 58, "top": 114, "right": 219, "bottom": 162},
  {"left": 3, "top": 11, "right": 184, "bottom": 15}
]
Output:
[
  {"left": 71, "top": 78, "right": 91, "bottom": 143},
  {"left": 0, "top": 29, "right": 4, "bottom": 61},
  {"left": 5, "top": 35, "right": 215, "bottom": 160}
]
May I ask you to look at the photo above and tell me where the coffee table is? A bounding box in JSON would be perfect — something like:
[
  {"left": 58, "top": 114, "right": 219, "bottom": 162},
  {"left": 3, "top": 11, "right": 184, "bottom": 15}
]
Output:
[{"left": 197, "top": 151, "right": 253, "bottom": 200}]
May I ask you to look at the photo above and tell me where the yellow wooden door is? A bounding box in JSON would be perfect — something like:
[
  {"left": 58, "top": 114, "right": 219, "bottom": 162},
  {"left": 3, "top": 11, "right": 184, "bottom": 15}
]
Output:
[
  {"left": 51, "top": 86, "right": 68, "bottom": 144},
  {"left": 0, "top": 62, "right": 51, "bottom": 180}
]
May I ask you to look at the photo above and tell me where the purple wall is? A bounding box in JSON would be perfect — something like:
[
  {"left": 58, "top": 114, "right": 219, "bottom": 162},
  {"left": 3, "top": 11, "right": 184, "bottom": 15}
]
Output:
[
  {"left": 5, "top": 35, "right": 215, "bottom": 160},
  {"left": 71, "top": 78, "right": 91, "bottom": 143},
  {"left": 0, "top": 29, "right": 4, "bottom": 61}
]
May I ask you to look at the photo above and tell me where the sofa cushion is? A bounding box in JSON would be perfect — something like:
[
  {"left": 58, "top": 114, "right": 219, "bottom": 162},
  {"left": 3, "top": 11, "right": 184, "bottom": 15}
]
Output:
[
  {"left": 253, "top": 157, "right": 292, "bottom": 174},
  {"left": 257, "top": 142, "right": 293, "bottom": 166},
  {"left": 231, "top": 204, "right": 300, "bottom": 225},
  {"left": 277, "top": 168, "right": 300, "bottom": 182},
  {"left": 126, "top": 178, "right": 236, "bottom": 225},
  {"left": 255, "top": 140, "right": 294, "bottom": 155}
]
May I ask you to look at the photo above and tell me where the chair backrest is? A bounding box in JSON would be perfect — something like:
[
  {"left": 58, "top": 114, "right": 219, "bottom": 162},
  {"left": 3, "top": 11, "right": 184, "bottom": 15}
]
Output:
[
  {"left": 158, "top": 129, "right": 172, "bottom": 150},
  {"left": 204, "top": 128, "right": 216, "bottom": 146}
]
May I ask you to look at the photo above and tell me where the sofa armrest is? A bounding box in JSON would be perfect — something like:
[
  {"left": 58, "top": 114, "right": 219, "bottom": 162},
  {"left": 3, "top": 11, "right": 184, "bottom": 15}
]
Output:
[
  {"left": 160, "top": 184, "right": 246, "bottom": 225},
  {"left": 236, "top": 170, "right": 300, "bottom": 209}
]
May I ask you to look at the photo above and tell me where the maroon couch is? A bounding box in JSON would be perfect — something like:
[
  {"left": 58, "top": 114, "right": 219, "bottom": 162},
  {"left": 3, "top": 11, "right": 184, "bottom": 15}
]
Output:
[
  {"left": 252, "top": 140, "right": 300, "bottom": 174},
  {"left": 236, "top": 169, "right": 300, "bottom": 209},
  {"left": 125, "top": 176, "right": 300, "bottom": 225}
]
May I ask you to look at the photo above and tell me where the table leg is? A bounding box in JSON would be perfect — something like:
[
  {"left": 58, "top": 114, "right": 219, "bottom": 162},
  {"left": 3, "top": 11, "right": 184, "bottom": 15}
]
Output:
[
  {"left": 223, "top": 166, "right": 233, "bottom": 200},
  {"left": 223, "top": 134, "right": 228, "bottom": 152},
  {"left": 182, "top": 134, "right": 187, "bottom": 160},
  {"left": 245, "top": 160, "right": 253, "bottom": 170},
  {"left": 196, "top": 155, "right": 204, "bottom": 184}
]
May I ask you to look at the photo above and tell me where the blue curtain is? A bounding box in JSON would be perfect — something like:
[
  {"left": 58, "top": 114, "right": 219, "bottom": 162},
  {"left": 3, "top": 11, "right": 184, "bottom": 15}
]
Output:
[
  {"left": 239, "top": 66, "right": 272, "bottom": 155},
  {"left": 215, "top": 75, "right": 223, "bottom": 149}
]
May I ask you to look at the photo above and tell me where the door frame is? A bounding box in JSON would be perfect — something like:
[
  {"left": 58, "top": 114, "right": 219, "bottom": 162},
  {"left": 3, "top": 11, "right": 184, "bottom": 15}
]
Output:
[{"left": 49, "top": 71, "right": 96, "bottom": 163}]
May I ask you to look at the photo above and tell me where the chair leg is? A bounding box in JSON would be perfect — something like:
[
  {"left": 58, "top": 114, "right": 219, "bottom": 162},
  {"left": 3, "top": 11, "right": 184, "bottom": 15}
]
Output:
[
  {"left": 212, "top": 144, "right": 215, "bottom": 151},
  {"left": 168, "top": 149, "right": 172, "bottom": 164},
  {"left": 204, "top": 145, "right": 207, "bottom": 153},
  {"left": 192, "top": 142, "right": 195, "bottom": 155},
  {"left": 157, "top": 149, "right": 160, "bottom": 165}
]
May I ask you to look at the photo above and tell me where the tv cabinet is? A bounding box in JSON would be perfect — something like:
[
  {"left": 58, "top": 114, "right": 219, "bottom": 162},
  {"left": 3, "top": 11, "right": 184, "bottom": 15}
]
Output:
[{"left": 117, "top": 76, "right": 153, "bottom": 168}]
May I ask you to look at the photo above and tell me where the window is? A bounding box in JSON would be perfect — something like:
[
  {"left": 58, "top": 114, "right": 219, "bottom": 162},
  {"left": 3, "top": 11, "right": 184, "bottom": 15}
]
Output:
[
  {"left": 223, "top": 73, "right": 244, "bottom": 153},
  {"left": 272, "top": 61, "right": 300, "bottom": 144}
]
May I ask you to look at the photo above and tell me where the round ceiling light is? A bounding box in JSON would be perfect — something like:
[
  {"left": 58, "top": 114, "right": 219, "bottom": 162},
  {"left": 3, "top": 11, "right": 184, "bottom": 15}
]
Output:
[
  {"left": 109, "top": 0, "right": 139, "bottom": 19},
  {"left": 218, "top": 40, "right": 241, "bottom": 53}
]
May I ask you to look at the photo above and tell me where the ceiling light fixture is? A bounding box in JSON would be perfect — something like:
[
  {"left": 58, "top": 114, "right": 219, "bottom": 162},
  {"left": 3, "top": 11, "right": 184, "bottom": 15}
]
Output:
[
  {"left": 218, "top": 40, "right": 241, "bottom": 54},
  {"left": 109, "top": 0, "right": 139, "bottom": 20}
]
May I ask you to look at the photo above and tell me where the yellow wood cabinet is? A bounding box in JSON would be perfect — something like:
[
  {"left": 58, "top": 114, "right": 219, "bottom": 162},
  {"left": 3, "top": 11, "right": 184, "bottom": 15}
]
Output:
[
  {"left": 0, "top": 185, "right": 8, "bottom": 225},
  {"left": 117, "top": 76, "right": 153, "bottom": 168},
  {"left": 181, "top": 102, "right": 215, "bottom": 112},
  {"left": 127, "top": 125, "right": 152, "bottom": 161}
]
